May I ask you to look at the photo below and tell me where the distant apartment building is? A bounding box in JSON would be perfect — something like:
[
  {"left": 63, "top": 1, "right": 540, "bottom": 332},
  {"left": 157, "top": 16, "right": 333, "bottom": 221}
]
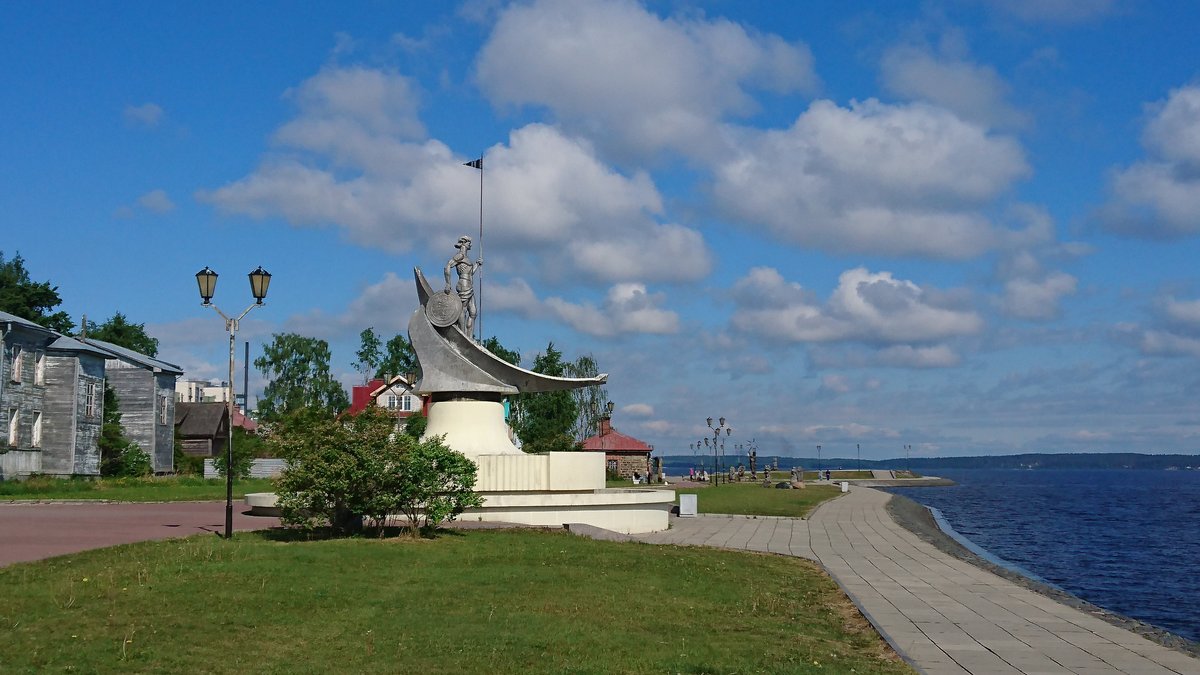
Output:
[{"left": 175, "top": 379, "right": 234, "bottom": 405}]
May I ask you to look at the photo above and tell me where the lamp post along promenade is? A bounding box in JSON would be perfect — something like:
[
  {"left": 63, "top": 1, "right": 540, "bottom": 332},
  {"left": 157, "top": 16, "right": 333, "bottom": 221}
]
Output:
[
  {"left": 195, "top": 266, "right": 271, "bottom": 540},
  {"left": 704, "top": 416, "right": 732, "bottom": 486}
]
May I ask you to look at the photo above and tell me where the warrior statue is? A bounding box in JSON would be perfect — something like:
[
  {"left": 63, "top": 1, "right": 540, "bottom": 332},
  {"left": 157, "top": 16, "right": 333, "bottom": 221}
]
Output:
[{"left": 444, "top": 235, "right": 482, "bottom": 335}]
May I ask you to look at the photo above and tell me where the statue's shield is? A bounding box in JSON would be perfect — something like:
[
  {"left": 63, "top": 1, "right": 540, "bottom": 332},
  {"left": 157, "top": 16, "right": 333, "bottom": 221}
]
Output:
[{"left": 426, "top": 290, "right": 462, "bottom": 328}]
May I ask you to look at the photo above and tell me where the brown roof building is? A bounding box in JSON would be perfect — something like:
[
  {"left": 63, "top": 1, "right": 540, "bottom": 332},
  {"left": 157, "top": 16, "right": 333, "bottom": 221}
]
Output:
[
  {"left": 174, "top": 402, "right": 229, "bottom": 458},
  {"left": 581, "top": 416, "right": 652, "bottom": 481}
]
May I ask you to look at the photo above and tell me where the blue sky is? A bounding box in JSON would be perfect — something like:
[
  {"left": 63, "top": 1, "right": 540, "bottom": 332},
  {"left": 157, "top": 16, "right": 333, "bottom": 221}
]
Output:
[{"left": 4, "top": 0, "right": 1200, "bottom": 460}]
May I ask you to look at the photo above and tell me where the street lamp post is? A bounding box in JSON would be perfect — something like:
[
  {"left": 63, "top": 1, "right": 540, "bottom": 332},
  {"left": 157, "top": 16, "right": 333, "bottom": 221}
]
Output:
[
  {"left": 857, "top": 443, "right": 861, "bottom": 472},
  {"left": 816, "top": 444, "right": 822, "bottom": 474},
  {"left": 196, "top": 266, "right": 271, "bottom": 540},
  {"left": 705, "top": 416, "right": 731, "bottom": 486},
  {"left": 905, "top": 444, "right": 912, "bottom": 475}
]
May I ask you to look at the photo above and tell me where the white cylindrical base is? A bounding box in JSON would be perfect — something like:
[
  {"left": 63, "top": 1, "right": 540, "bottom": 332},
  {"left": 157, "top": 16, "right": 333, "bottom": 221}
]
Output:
[{"left": 422, "top": 398, "right": 522, "bottom": 459}]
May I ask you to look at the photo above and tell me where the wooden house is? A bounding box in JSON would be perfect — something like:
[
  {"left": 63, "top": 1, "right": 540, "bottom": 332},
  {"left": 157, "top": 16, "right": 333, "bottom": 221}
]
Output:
[
  {"left": 80, "top": 338, "right": 183, "bottom": 474},
  {"left": 174, "top": 402, "right": 229, "bottom": 458},
  {"left": 1, "top": 311, "right": 108, "bottom": 478}
]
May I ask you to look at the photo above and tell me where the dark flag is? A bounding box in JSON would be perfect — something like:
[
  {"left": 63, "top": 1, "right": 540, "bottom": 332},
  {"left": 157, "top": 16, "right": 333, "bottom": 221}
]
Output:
[{"left": 464, "top": 158, "right": 483, "bottom": 169}]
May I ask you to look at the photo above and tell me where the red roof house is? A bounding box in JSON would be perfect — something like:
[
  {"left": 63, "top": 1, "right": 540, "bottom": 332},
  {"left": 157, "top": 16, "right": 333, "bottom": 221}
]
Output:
[
  {"left": 347, "top": 375, "right": 427, "bottom": 419},
  {"left": 581, "top": 415, "right": 652, "bottom": 480}
]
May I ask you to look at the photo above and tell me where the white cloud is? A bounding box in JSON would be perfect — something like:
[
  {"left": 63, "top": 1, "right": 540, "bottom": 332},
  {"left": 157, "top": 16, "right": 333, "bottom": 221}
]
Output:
[
  {"left": 123, "top": 102, "right": 163, "bottom": 127},
  {"left": 137, "top": 189, "right": 176, "bottom": 214},
  {"left": 731, "top": 266, "right": 982, "bottom": 344},
  {"left": 1115, "top": 291, "right": 1200, "bottom": 359},
  {"left": 875, "top": 344, "right": 961, "bottom": 368},
  {"left": 475, "top": 0, "right": 816, "bottom": 160},
  {"left": 819, "top": 374, "right": 851, "bottom": 395},
  {"left": 1102, "top": 85, "right": 1200, "bottom": 237},
  {"left": 713, "top": 99, "right": 1031, "bottom": 258},
  {"left": 880, "top": 44, "right": 1027, "bottom": 129},
  {"left": 200, "top": 63, "right": 711, "bottom": 284},
  {"left": 489, "top": 277, "right": 679, "bottom": 337},
  {"left": 1164, "top": 297, "right": 1200, "bottom": 327},
  {"left": 622, "top": 403, "right": 654, "bottom": 417},
  {"left": 1000, "top": 272, "right": 1077, "bottom": 320}
]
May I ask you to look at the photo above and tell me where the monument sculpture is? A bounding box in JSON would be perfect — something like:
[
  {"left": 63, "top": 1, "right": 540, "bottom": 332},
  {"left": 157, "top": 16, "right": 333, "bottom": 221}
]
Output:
[
  {"left": 248, "top": 235, "right": 674, "bottom": 533},
  {"left": 404, "top": 236, "right": 673, "bottom": 533}
]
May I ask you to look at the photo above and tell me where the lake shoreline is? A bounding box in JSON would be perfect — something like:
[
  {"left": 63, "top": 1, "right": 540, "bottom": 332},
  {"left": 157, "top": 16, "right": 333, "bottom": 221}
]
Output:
[{"left": 885, "top": 492, "right": 1200, "bottom": 658}]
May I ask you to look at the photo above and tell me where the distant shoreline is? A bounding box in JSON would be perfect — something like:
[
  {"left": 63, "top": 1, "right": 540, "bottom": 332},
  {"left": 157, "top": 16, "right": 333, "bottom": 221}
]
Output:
[{"left": 885, "top": 492, "right": 1200, "bottom": 658}]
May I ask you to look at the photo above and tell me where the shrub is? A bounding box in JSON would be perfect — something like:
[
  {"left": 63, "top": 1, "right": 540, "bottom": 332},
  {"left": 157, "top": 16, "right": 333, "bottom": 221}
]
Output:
[
  {"left": 270, "top": 407, "right": 482, "bottom": 537},
  {"left": 402, "top": 410, "right": 427, "bottom": 439},
  {"left": 212, "top": 427, "right": 257, "bottom": 480}
]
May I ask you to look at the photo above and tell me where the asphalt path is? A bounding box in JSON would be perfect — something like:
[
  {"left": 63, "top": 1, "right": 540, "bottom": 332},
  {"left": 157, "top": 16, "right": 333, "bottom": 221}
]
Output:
[{"left": 0, "top": 501, "right": 280, "bottom": 567}]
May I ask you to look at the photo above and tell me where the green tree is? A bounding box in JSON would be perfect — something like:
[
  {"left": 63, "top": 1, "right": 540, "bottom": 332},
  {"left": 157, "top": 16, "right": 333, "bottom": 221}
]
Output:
[
  {"left": 254, "top": 333, "right": 349, "bottom": 422},
  {"left": 402, "top": 409, "right": 428, "bottom": 439},
  {"left": 98, "top": 385, "right": 152, "bottom": 477},
  {"left": 482, "top": 336, "right": 521, "bottom": 367},
  {"left": 271, "top": 407, "right": 482, "bottom": 537},
  {"left": 353, "top": 327, "right": 382, "bottom": 383},
  {"left": 0, "top": 251, "right": 73, "bottom": 332},
  {"left": 85, "top": 312, "right": 159, "bottom": 356},
  {"left": 566, "top": 353, "right": 608, "bottom": 441},
  {"left": 213, "top": 426, "right": 262, "bottom": 479},
  {"left": 516, "top": 342, "right": 580, "bottom": 454},
  {"left": 377, "top": 333, "right": 419, "bottom": 381},
  {"left": 481, "top": 335, "right": 522, "bottom": 432}
]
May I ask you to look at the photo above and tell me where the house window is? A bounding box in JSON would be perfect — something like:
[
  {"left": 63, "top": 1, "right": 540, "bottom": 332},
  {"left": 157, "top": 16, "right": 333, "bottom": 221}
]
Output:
[
  {"left": 386, "top": 394, "right": 399, "bottom": 409},
  {"left": 159, "top": 394, "right": 169, "bottom": 424},
  {"left": 7, "top": 409, "right": 17, "bottom": 447},
  {"left": 606, "top": 459, "right": 618, "bottom": 474},
  {"left": 31, "top": 411, "right": 42, "bottom": 447},
  {"left": 399, "top": 395, "right": 413, "bottom": 412},
  {"left": 10, "top": 345, "right": 22, "bottom": 383},
  {"left": 34, "top": 351, "right": 45, "bottom": 385},
  {"left": 84, "top": 382, "right": 99, "bottom": 417}
]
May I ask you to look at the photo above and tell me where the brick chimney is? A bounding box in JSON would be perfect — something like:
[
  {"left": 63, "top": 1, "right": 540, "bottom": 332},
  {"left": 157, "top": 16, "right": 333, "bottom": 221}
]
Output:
[{"left": 599, "top": 416, "right": 613, "bottom": 436}]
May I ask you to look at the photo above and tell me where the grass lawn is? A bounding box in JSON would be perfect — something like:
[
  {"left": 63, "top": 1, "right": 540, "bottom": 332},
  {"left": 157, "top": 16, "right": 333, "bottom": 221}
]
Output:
[
  {"left": 675, "top": 482, "right": 842, "bottom": 518},
  {"left": 0, "top": 530, "right": 911, "bottom": 674},
  {"left": 0, "top": 476, "right": 278, "bottom": 502}
]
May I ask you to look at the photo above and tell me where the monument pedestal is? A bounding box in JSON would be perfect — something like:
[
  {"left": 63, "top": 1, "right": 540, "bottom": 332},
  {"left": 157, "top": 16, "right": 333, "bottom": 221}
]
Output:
[{"left": 421, "top": 396, "right": 673, "bottom": 533}]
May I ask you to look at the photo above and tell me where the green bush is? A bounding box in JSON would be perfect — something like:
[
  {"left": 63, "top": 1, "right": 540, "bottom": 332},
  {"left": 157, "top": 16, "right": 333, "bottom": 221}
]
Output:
[
  {"left": 212, "top": 427, "right": 258, "bottom": 479},
  {"left": 269, "top": 407, "right": 482, "bottom": 537}
]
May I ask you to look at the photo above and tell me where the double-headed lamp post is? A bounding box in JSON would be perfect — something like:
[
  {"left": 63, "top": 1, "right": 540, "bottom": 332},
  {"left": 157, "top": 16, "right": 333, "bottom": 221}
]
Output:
[{"left": 196, "top": 266, "right": 271, "bottom": 540}]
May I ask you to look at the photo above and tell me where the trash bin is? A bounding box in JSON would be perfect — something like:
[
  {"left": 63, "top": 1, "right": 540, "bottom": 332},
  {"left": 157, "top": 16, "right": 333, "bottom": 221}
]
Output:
[
  {"left": 679, "top": 493, "right": 698, "bottom": 517},
  {"left": 840, "top": 481, "right": 849, "bottom": 493}
]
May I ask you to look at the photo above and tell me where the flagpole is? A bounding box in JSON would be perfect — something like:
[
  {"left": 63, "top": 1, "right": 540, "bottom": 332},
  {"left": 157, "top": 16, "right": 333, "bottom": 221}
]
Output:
[{"left": 477, "top": 155, "right": 484, "bottom": 343}]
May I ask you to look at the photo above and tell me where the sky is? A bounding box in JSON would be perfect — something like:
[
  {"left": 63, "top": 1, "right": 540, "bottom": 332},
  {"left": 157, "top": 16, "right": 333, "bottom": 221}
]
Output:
[{"left": 3, "top": 0, "right": 1200, "bottom": 461}]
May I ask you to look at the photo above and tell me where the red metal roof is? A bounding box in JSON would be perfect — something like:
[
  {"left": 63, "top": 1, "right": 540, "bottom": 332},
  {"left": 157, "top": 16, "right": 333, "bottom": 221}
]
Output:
[{"left": 580, "top": 418, "right": 651, "bottom": 453}]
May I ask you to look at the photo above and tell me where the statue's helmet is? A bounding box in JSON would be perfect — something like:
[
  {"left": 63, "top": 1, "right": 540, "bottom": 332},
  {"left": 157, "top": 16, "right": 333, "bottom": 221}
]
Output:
[{"left": 455, "top": 235, "right": 472, "bottom": 249}]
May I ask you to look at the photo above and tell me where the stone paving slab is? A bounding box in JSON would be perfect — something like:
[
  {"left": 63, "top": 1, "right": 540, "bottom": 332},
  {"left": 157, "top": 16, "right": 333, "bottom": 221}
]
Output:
[{"left": 632, "top": 489, "right": 1199, "bottom": 675}]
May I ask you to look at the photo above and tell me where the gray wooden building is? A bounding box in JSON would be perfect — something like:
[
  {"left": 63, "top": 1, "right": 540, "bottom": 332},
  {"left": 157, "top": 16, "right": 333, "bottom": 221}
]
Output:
[
  {"left": 2, "top": 311, "right": 108, "bottom": 478},
  {"left": 80, "top": 338, "right": 183, "bottom": 474}
]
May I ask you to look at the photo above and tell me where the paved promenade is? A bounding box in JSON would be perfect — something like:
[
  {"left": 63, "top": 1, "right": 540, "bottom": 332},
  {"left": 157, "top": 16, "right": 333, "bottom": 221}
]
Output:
[
  {"left": 0, "top": 501, "right": 279, "bottom": 567},
  {"left": 636, "top": 487, "right": 1198, "bottom": 675}
]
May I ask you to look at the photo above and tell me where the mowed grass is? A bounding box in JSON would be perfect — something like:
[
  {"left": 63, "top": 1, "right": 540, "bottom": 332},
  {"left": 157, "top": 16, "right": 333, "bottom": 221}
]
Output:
[
  {"left": 675, "top": 482, "right": 842, "bottom": 518},
  {"left": 0, "top": 475, "right": 278, "bottom": 502},
  {"left": 0, "top": 530, "right": 911, "bottom": 674}
]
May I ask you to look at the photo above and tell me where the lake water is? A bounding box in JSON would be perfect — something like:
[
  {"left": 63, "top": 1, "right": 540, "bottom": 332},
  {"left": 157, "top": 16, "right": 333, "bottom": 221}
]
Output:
[{"left": 886, "top": 469, "right": 1200, "bottom": 643}]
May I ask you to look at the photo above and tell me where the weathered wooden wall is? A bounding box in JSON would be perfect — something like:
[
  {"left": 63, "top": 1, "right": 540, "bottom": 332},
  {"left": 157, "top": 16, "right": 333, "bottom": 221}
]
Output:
[
  {"left": 153, "top": 373, "right": 176, "bottom": 472},
  {"left": 72, "top": 356, "right": 105, "bottom": 476},
  {"left": 106, "top": 361, "right": 176, "bottom": 473},
  {"left": 2, "top": 331, "right": 49, "bottom": 476},
  {"left": 40, "top": 352, "right": 80, "bottom": 475}
]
